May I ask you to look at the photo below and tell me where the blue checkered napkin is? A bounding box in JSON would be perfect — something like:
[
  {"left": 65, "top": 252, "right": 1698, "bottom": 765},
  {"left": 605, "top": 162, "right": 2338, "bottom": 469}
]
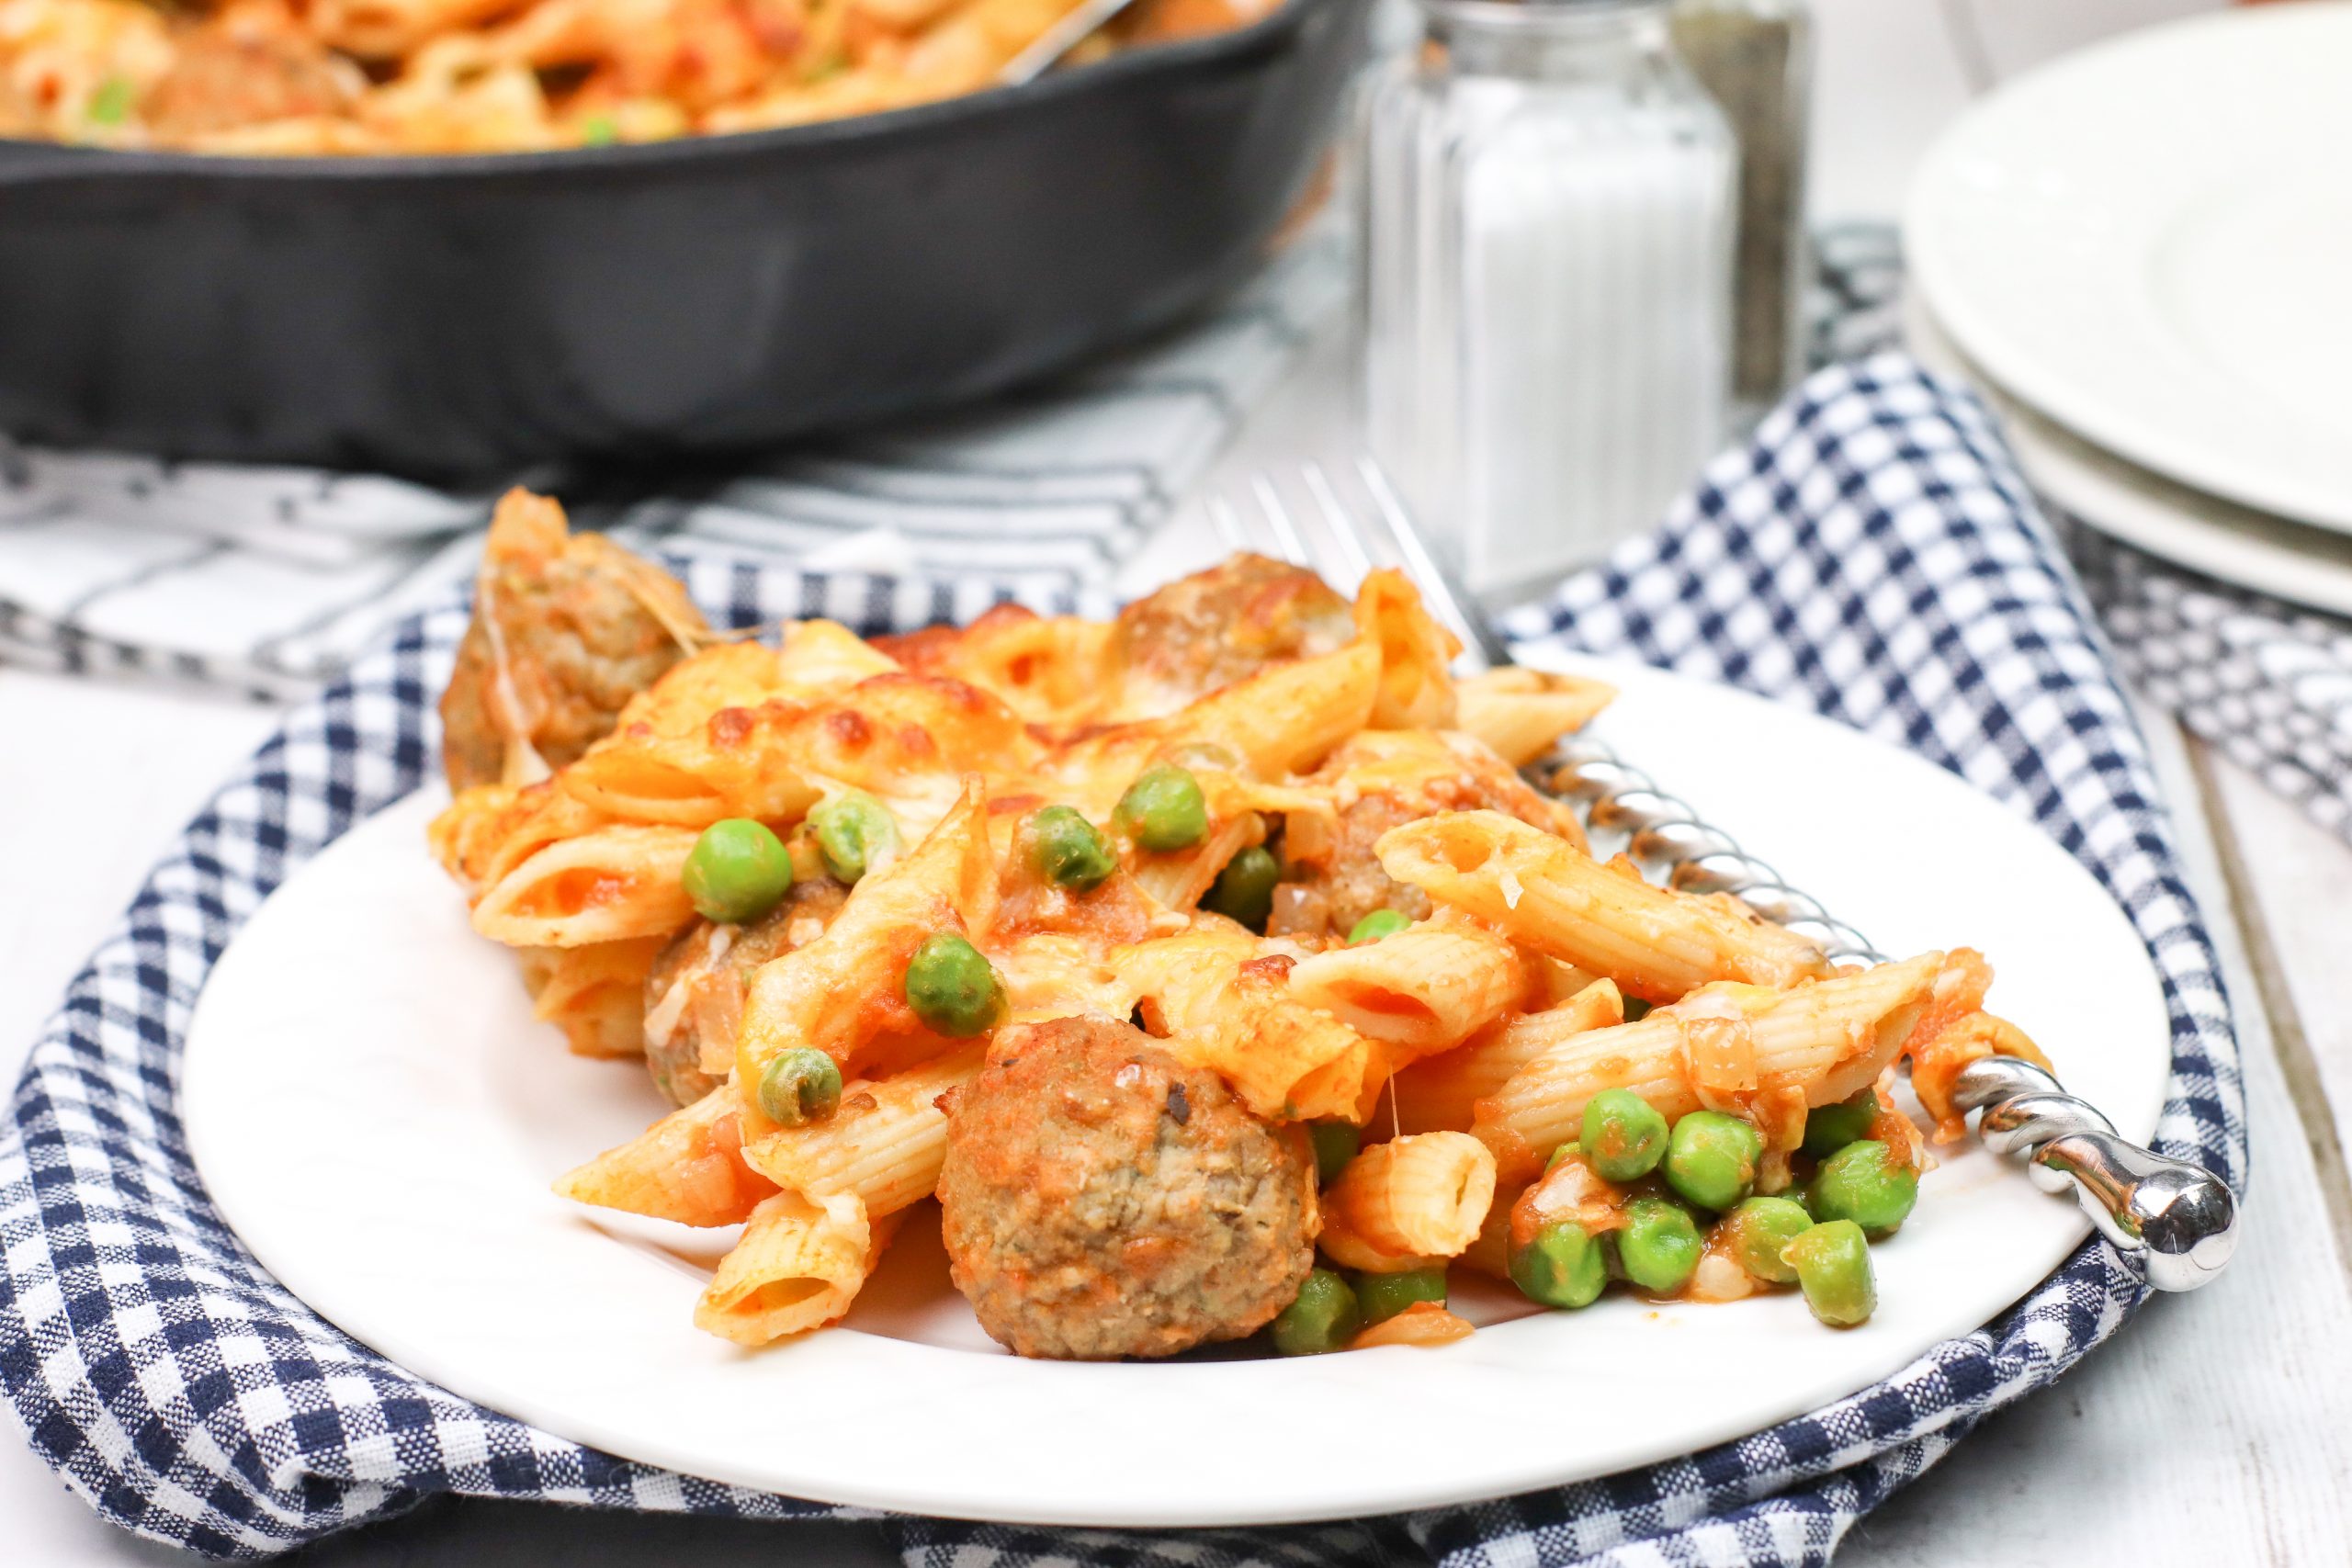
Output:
[{"left": 0, "top": 356, "right": 2246, "bottom": 1567}]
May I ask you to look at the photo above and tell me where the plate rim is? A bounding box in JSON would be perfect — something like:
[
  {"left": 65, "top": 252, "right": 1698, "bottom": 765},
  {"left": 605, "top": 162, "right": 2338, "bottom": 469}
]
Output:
[
  {"left": 1904, "top": 295, "right": 2352, "bottom": 619},
  {"left": 1905, "top": 3, "right": 2352, "bottom": 534}
]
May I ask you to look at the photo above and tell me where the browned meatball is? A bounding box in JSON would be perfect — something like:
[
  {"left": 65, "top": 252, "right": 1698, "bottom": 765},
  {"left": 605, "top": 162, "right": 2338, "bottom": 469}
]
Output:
[
  {"left": 1109, "top": 553, "right": 1355, "bottom": 716},
  {"left": 440, "top": 490, "right": 708, "bottom": 792},
  {"left": 939, "top": 1017, "right": 1317, "bottom": 1360},
  {"left": 642, "top": 878, "right": 848, "bottom": 1107},
  {"left": 144, "top": 13, "right": 363, "bottom": 138}
]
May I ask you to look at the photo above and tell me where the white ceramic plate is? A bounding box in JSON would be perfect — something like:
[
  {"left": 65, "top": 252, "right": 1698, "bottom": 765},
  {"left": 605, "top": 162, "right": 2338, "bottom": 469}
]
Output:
[
  {"left": 182, "top": 657, "right": 2169, "bottom": 1528},
  {"left": 1906, "top": 4, "right": 2352, "bottom": 533},
  {"left": 1905, "top": 296, "right": 2352, "bottom": 619}
]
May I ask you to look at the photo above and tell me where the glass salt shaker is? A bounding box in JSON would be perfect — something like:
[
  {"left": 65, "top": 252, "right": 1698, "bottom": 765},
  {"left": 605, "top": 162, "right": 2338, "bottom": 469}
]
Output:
[
  {"left": 1671, "top": 0, "right": 1814, "bottom": 421},
  {"left": 1360, "top": 0, "right": 1737, "bottom": 597}
]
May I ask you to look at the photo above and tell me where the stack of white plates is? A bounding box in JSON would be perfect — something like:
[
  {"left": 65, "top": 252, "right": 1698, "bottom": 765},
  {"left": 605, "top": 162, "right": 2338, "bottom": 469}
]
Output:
[{"left": 1905, "top": 2, "right": 2352, "bottom": 616}]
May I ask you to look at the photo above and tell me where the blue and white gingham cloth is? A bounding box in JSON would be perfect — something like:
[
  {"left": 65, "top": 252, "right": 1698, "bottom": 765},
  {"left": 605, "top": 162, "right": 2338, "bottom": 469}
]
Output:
[{"left": 0, "top": 356, "right": 2248, "bottom": 1566}]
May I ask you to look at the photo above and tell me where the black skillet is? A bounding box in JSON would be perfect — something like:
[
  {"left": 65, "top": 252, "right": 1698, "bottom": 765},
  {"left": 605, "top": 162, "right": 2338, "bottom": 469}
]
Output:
[{"left": 0, "top": 0, "right": 1367, "bottom": 481}]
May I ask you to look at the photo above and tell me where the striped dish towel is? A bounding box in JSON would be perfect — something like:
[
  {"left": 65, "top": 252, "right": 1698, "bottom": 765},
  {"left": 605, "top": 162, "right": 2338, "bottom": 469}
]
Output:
[{"left": 0, "top": 225, "right": 1344, "bottom": 700}]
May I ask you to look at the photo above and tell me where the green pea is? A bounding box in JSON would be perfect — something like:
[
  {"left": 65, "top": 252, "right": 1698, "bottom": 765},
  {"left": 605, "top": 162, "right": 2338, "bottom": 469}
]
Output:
[
  {"left": 1201, "top": 845, "right": 1280, "bottom": 931},
  {"left": 1579, "top": 1088, "right": 1670, "bottom": 1183},
  {"left": 902, "top": 932, "right": 1006, "bottom": 1038},
  {"left": 1026, "top": 806, "right": 1115, "bottom": 893},
  {"left": 1663, "top": 1111, "right": 1766, "bottom": 1212},
  {"left": 1271, "top": 1268, "right": 1361, "bottom": 1355},
  {"left": 681, "top": 818, "right": 794, "bottom": 924},
  {"left": 756, "top": 1047, "right": 842, "bottom": 1128},
  {"left": 809, "top": 791, "right": 899, "bottom": 884},
  {"left": 87, "top": 74, "right": 132, "bottom": 126},
  {"left": 1355, "top": 1267, "right": 1447, "bottom": 1326},
  {"left": 1347, "top": 908, "right": 1412, "bottom": 945},
  {"left": 1510, "top": 1218, "right": 1609, "bottom": 1310},
  {"left": 1309, "top": 1121, "right": 1360, "bottom": 1184},
  {"left": 1544, "top": 1140, "right": 1582, "bottom": 1174},
  {"left": 1114, "top": 764, "right": 1208, "bottom": 852},
  {"left": 1784, "top": 1219, "right": 1876, "bottom": 1326},
  {"left": 1808, "top": 1140, "right": 1918, "bottom": 1238},
  {"left": 1802, "top": 1088, "right": 1882, "bottom": 1158},
  {"left": 1719, "top": 1195, "right": 1815, "bottom": 1284},
  {"left": 580, "top": 114, "right": 618, "bottom": 146},
  {"left": 1615, "top": 1196, "right": 1703, "bottom": 1294}
]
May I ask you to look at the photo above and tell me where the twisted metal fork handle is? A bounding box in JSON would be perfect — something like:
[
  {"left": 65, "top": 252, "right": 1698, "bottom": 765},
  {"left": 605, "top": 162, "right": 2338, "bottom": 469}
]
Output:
[{"left": 1543, "top": 736, "right": 2240, "bottom": 1292}]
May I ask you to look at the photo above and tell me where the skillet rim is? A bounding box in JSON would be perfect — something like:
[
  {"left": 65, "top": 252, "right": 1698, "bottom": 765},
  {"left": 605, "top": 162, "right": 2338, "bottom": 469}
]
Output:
[{"left": 0, "top": 0, "right": 1332, "bottom": 184}]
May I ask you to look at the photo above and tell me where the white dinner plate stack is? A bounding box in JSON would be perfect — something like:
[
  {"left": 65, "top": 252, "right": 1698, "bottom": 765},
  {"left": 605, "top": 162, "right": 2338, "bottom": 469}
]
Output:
[{"left": 1905, "top": 2, "right": 2352, "bottom": 616}]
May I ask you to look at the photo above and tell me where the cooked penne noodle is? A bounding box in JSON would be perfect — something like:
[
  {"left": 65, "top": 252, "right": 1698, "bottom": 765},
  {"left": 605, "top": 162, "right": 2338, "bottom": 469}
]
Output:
[
  {"left": 555, "top": 1086, "right": 777, "bottom": 1227},
  {"left": 1471, "top": 953, "right": 1945, "bottom": 1179},
  {"left": 560, "top": 715, "right": 823, "bottom": 828},
  {"left": 1392, "top": 977, "right": 1625, "bottom": 1134},
  {"left": 1285, "top": 916, "right": 1535, "bottom": 1056},
  {"left": 740, "top": 1044, "right": 985, "bottom": 1217},
  {"left": 1453, "top": 668, "right": 1617, "bottom": 766},
  {"left": 525, "top": 935, "right": 665, "bottom": 1058},
  {"left": 470, "top": 823, "right": 700, "bottom": 947},
  {"left": 694, "top": 1190, "right": 888, "bottom": 1348},
  {"left": 1117, "top": 928, "right": 1373, "bottom": 1121},
  {"left": 1377, "top": 811, "right": 1830, "bottom": 1000},
  {"left": 1354, "top": 568, "right": 1461, "bottom": 731},
  {"left": 1166, "top": 641, "right": 1382, "bottom": 777},
  {"left": 1319, "top": 1132, "right": 1498, "bottom": 1272},
  {"left": 1130, "top": 811, "right": 1265, "bottom": 913}
]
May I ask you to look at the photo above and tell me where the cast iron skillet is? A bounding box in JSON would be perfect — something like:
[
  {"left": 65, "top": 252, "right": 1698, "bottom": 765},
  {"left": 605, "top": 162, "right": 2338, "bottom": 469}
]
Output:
[{"left": 0, "top": 0, "right": 1366, "bottom": 481}]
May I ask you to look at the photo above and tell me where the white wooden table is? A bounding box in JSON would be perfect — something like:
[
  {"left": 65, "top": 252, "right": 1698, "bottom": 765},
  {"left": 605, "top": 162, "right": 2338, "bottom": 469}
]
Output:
[{"left": 9, "top": 4, "right": 2348, "bottom": 1562}]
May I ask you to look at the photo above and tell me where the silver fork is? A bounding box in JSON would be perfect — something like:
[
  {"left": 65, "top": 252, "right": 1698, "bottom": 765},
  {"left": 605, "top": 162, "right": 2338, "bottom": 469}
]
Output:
[{"left": 1209, "top": 458, "right": 2239, "bottom": 1292}]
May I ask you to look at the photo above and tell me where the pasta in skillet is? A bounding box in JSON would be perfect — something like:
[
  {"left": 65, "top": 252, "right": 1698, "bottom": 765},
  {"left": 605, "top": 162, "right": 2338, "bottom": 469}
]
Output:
[
  {"left": 0, "top": 0, "right": 1276, "bottom": 153},
  {"left": 430, "top": 489, "right": 2055, "bottom": 1357}
]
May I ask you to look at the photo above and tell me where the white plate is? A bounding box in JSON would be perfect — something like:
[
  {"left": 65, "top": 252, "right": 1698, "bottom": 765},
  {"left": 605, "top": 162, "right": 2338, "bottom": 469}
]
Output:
[
  {"left": 1906, "top": 4, "right": 2352, "bottom": 533},
  {"left": 181, "top": 658, "right": 2170, "bottom": 1528},
  {"left": 1905, "top": 296, "right": 2352, "bottom": 619}
]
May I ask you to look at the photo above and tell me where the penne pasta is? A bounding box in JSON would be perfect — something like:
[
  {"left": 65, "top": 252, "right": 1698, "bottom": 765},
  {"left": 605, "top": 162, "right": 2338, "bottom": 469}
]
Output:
[
  {"left": 1392, "top": 977, "right": 1625, "bottom": 1134},
  {"left": 1453, "top": 668, "right": 1617, "bottom": 766},
  {"left": 1354, "top": 568, "right": 1461, "bottom": 731},
  {"left": 1285, "top": 915, "right": 1536, "bottom": 1057},
  {"left": 1116, "top": 928, "right": 1374, "bottom": 1121},
  {"left": 555, "top": 1086, "right": 777, "bottom": 1227},
  {"left": 469, "top": 823, "right": 700, "bottom": 947},
  {"left": 1318, "top": 1132, "right": 1498, "bottom": 1272},
  {"left": 524, "top": 935, "right": 665, "bottom": 1058},
  {"left": 1376, "top": 811, "right": 1830, "bottom": 1001},
  {"left": 694, "top": 1190, "right": 890, "bottom": 1347},
  {"left": 1471, "top": 953, "right": 1945, "bottom": 1179},
  {"left": 739, "top": 1043, "right": 985, "bottom": 1218}
]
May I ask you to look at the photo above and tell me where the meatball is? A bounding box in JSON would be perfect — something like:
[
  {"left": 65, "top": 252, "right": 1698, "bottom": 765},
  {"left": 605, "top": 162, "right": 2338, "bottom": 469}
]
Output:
[
  {"left": 642, "top": 878, "right": 848, "bottom": 1107},
  {"left": 440, "top": 489, "right": 708, "bottom": 792},
  {"left": 1109, "top": 553, "right": 1355, "bottom": 717},
  {"left": 939, "top": 1017, "right": 1317, "bottom": 1360},
  {"left": 143, "top": 13, "right": 363, "bottom": 139}
]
